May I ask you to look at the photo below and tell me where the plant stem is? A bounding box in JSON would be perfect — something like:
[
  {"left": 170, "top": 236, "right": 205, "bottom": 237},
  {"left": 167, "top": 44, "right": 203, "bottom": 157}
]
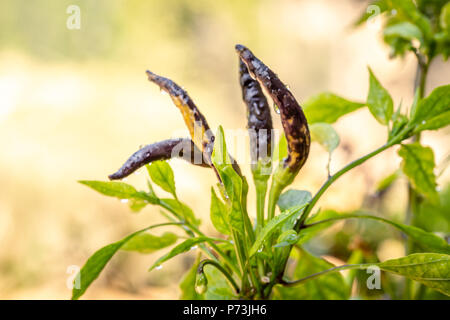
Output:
[
  {"left": 280, "top": 263, "right": 370, "bottom": 287},
  {"left": 403, "top": 46, "right": 430, "bottom": 300},
  {"left": 198, "top": 259, "right": 241, "bottom": 295},
  {"left": 157, "top": 199, "right": 242, "bottom": 278},
  {"left": 255, "top": 180, "right": 268, "bottom": 233},
  {"left": 295, "top": 141, "right": 397, "bottom": 231}
]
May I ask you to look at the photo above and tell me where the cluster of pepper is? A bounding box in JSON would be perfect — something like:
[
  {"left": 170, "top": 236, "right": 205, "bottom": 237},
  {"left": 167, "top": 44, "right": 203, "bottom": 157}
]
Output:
[{"left": 109, "top": 45, "right": 310, "bottom": 191}]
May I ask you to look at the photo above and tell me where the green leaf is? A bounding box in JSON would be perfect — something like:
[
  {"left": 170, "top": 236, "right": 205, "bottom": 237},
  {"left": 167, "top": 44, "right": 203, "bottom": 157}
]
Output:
[
  {"left": 249, "top": 204, "right": 307, "bottom": 258},
  {"left": 160, "top": 198, "right": 200, "bottom": 226},
  {"left": 309, "top": 123, "right": 340, "bottom": 153},
  {"left": 275, "top": 253, "right": 450, "bottom": 297},
  {"left": 383, "top": 21, "right": 424, "bottom": 45},
  {"left": 277, "top": 189, "right": 312, "bottom": 232},
  {"left": 210, "top": 187, "right": 230, "bottom": 235},
  {"left": 79, "top": 180, "right": 142, "bottom": 200},
  {"left": 441, "top": 2, "right": 450, "bottom": 33},
  {"left": 79, "top": 180, "right": 156, "bottom": 211},
  {"left": 398, "top": 143, "right": 439, "bottom": 203},
  {"left": 212, "top": 126, "right": 245, "bottom": 236},
  {"left": 204, "top": 266, "right": 236, "bottom": 300},
  {"left": 378, "top": 253, "right": 450, "bottom": 296},
  {"left": 272, "top": 134, "right": 288, "bottom": 163},
  {"left": 391, "top": 0, "right": 433, "bottom": 41},
  {"left": 367, "top": 67, "right": 394, "bottom": 125},
  {"left": 375, "top": 170, "right": 401, "bottom": 193},
  {"left": 179, "top": 253, "right": 203, "bottom": 300},
  {"left": 149, "top": 237, "right": 226, "bottom": 271},
  {"left": 121, "top": 232, "right": 177, "bottom": 253},
  {"left": 411, "top": 85, "right": 450, "bottom": 132},
  {"left": 147, "top": 161, "right": 177, "bottom": 197},
  {"left": 305, "top": 212, "right": 450, "bottom": 254},
  {"left": 354, "top": 0, "right": 388, "bottom": 27},
  {"left": 389, "top": 104, "right": 408, "bottom": 140},
  {"left": 71, "top": 223, "right": 177, "bottom": 300},
  {"left": 128, "top": 199, "right": 149, "bottom": 212},
  {"left": 274, "top": 230, "right": 300, "bottom": 248},
  {"left": 273, "top": 248, "right": 350, "bottom": 299},
  {"left": 212, "top": 126, "right": 231, "bottom": 168},
  {"left": 277, "top": 189, "right": 312, "bottom": 212},
  {"left": 303, "top": 92, "right": 364, "bottom": 124}
]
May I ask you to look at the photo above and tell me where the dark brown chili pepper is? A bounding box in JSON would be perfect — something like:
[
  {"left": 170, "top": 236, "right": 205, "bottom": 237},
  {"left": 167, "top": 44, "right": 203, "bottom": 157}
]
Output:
[
  {"left": 146, "top": 70, "right": 215, "bottom": 166},
  {"left": 145, "top": 70, "right": 242, "bottom": 178},
  {"left": 235, "top": 45, "right": 310, "bottom": 173},
  {"left": 108, "top": 138, "right": 208, "bottom": 180},
  {"left": 238, "top": 58, "right": 273, "bottom": 166}
]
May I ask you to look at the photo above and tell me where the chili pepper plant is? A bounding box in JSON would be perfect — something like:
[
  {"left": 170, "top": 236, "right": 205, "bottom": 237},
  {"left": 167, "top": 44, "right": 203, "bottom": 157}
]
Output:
[{"left": 73, "top": 1, "right": 450, "bottom": 300}]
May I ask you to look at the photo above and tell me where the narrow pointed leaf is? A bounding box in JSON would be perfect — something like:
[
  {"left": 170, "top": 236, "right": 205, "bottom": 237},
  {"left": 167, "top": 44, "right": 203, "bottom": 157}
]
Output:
[
  {"left": 210, "top": 187, "right": 230, "bottom": 235},
  {"left": 249, "top": 204, "right": 307, "bottom": 258},
  {"left": 72, "top": 223, "right": 179, "bottom": 300},
  {"left": 149, "top": 237, "right": 226, "bottom": 271},
  {"left": 121, "top": 232, "right": 178, "bottom": 253}
]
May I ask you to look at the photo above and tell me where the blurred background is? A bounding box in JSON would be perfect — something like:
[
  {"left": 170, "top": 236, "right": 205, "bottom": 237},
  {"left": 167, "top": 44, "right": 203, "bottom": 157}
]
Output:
[{"left": 0, "top": 0, "right": 449, "bottom": 299}]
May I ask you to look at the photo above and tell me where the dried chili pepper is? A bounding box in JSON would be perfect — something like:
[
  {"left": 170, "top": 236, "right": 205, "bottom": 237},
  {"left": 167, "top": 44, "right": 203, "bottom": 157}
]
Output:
[
  {"left": 235, "top": 44, "right": 310, "bottom": 224},
  {"left": 108, "top": 138, "right": 207, "bottom": 180},
  {"left": 146, "top": 70, "right": 215, "bottom": 166},
  {"left": 145, "top": 70, "right": 242, "bottom": 177},
  {"left": 239, "top": 58, "right": 273, "bottom": 234},
  {"left": 235, "top": 45, "right": 310, "bottom": 174},
  {"left": 238, "top": 58, "right": 273, "bottom": 167}
]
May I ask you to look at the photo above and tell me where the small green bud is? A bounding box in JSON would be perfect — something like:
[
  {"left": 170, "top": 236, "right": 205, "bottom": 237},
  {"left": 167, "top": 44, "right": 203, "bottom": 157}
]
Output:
[{"left": 195, "top": 272, "right": 208, "bottom": 295}]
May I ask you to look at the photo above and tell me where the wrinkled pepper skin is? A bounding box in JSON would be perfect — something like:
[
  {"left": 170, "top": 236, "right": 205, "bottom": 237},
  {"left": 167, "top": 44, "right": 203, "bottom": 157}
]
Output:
[
  {"left": 146, "top": 70, "right": 215, "bottom": 166},
  {"left": 145, "top": 70, "right": 242, "bottom": 178},
  {"left": 108, "top": 138, "right": 208, "bottom": 180},
  {"left": 238, "top": 59, "right": 273, "bottom": 166},
  {"left": 235, "top": 44, "right": 310, "bottom": 173}
]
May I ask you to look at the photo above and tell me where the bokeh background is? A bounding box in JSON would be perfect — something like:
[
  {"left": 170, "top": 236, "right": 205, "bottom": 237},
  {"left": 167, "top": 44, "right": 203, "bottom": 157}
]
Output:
[{"left": 0, "top": 0, "right": 449, "bottom": 299}]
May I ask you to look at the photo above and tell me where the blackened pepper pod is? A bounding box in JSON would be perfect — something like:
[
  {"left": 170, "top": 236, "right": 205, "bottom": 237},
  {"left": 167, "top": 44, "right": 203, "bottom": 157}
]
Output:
[
  {"left": 239, "top": 58, "right": 273, "bottom": 235},
  {"left": 146, "top": 70, "right": 215, "bottom": 166},
  {"left": 235, "top": 45, "right": 310, "bottom": 174},
  {"left": 145, "top": 70, "right": 242, "bottom": 178},
  {"left": 238, "top": 58, "right": 273, "bottom": 169},
  {"left": 108, "top": 138, "right": 208, "bottom": 180},
  {"left": 235, "top": 44, "right": 310, "bottom": 223}
]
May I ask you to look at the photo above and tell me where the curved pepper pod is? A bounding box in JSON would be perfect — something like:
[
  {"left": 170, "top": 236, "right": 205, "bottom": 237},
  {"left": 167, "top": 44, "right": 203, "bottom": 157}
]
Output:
[
  {"left": 108, "top": 138, "right": 208, "bottom": 180},
  {"left": 238, "top": 58, "right": 273, "bottom": 168},
  {"left": 146, "top": 70, "right": 215, "bottom": 166},
  {"left": 145, "top": 70, "right": 242, "bottom": 178},
  {"left": 235, "top": 45, "right": 310, "bottom": 174}
]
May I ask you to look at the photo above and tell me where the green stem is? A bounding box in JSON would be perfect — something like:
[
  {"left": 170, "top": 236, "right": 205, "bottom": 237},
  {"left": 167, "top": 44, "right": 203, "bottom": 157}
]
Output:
[
  {"left": 267, "top": 182, "right": 283, "bottom": 222},
  {"left": 198, "top": 259, "right": 240, "bottom": 295},
  {"left": 403, "top": 43, "right": 430, "bottom": 301},
  {"left": 252, "top": 163, "right": 270, "bottom": 297},
  {"left": 255, "top": 181, "right": 268, "bottom": 233},
  {"left": 281, "top": 263, "right": 370, "bottom": 287},
  {"left": 295, "top": 141, "right": 396, "bottom": 230},
  {"left": 266, "top": 131, "right": 411, "bottom": 298},
  {"left": 157, "top": 199, "right": 241, "bottom": 278}
]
